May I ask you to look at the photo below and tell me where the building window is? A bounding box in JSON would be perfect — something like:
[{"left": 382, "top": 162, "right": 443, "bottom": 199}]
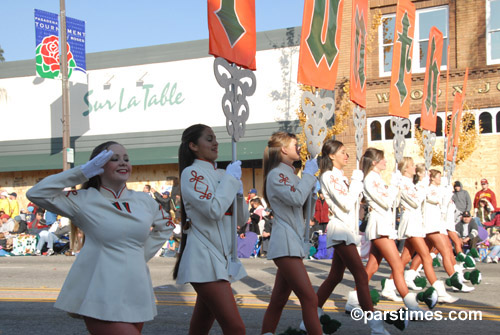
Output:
[
  {"left": 480, "top": 112, "right": 493, "bottom": 133},
  {"left": 370, "top": 121, "right": 382, "bottom": 141},
  {"left": 497, "top": 111, "right": 500, "bottom": 132},
  {"left": 487, "top": 0, "right": 500, "bottom": 64},
  {"left": 379, "top": 6, "right": 449, "bottom": 76},
  {"left": 384, "top": 120, "right": 395, "bottom": 140}
]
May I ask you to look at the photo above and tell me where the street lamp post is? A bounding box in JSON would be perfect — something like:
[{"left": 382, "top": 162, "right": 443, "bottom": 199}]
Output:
[{"left": 60, "top": 0, "right": 71, "bottom": 171}]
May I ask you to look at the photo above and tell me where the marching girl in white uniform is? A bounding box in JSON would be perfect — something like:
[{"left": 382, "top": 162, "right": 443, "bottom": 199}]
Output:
[
  {"left": 314, "top": 140, "right": 389, "bottom": 334},
  {"left": 27, "top": 141, "right": 174, "bottom": 335},
  {"left": 173, "top": 124, "right": 247, "bottom": 334},
  {"left": 260, "top": 132, "right": 322, "bottom": 335},
  {"left": 422, "top": 170, "right": 474, "bottom": 291},
  {"left": 388, "top": 158, "right": 457, "bottom": 303},
  {"left": 361, "top": 148, "right": 432, "bottom": 312}
]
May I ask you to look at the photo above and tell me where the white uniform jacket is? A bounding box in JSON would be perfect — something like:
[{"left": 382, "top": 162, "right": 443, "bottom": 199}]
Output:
[
  {"left": 397, "top": 176, "right": 426, "bottom": 239},
  {"left": 363, "top": 170, "right": 399, "bottom": 240},
  {"left": 266, "top": 162, "right": 316, "bottom": 259},
  {"left": 176, "top": 159, "right": 247, "bottom": 284},
  {"left": 26, "top": 167, "right": 174, "bottom": 323},
  {"left": 423, "top": 184, "right": 443, "bottom": 234},
  {"left": 320, "top": 167, "right": 362, "bottom": 247}
]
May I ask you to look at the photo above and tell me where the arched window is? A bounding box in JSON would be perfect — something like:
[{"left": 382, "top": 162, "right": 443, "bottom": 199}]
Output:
[
  {"left": 436, "top": 116, "right": 443, "bottom": 136},
  {"left": 497, "top": 111, "right": 500, "bottom": 133},
  {"left": 385, "top": 120, "right": 394, "bottom": 140},
  {"left": 479, "top": 112, "right": 493, "bottom": 133},
  {"left": 370, "top": 121, "right": 382, "bottom": 141},
  {"left": 415, "top": 117, "right": 421, "bottom": 129}
]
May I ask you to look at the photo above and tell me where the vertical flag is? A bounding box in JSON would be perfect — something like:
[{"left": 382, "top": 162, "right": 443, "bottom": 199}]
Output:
[
  {"left": 388, "top": 0, "right": 415, "bottom": 118},
  {"left": 350, "top": 0, "right": 368, "bottom": 108},
  {"left": 420, "top": 27, "right": 443, "bottom": 132},
  {"left": 446, "top": 92, "right": 463, "bottom": 161},
  {"left": 208, "top": 0, "right": 256, "bottom": 70},
  {"left": 297, "top": 0, "right": 344, "bottom": 89},
  {"left": 34, "top": 9, "right": 62, "bottom": 79},
  {"left": 66, "top": 16, "right": 87, "bottom": 81}
]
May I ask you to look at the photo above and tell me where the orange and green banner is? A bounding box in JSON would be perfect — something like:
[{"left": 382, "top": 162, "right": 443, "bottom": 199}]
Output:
[
  {"left": 208, "top": 0, "right": 256, "bottom": 70},
  {"left": 388, "top": 0, "right": 415, "bottom": 118},
  {"left": 446, "top": 92, "right": 463, "bottom": 161},
  {"left": 349, "top": 0, "right": 368, "bottom": 108},
  {"left": 298, "top": 0, "right": 344, "bottom": 90},
  {"left": 420, "top": 27, "right": 443, "bottom": 132}
]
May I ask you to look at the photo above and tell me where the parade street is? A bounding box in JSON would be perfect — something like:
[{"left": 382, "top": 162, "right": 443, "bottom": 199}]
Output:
[{"left": 0, "top": 256, "right": 498, "bottom": 335}]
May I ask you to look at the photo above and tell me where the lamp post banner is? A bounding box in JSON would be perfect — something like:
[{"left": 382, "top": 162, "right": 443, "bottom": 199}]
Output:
[{"left": 66, "top": 16, "right": 86, "bottom": 77}]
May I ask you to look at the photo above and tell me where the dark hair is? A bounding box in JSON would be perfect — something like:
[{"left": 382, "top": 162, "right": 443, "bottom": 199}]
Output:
[
  {"left": 173, "top": 124, "right": 210, "bottom": 280},
  {"left": 262, "top": 132, "right": 296, "bottom": 208},
  {"left": 318, "top": 139, "right": 344, "bottom": 175},
  {"left": 429, "top": 169, "right": 441, "bottom": 186},
  {"left": 81, "top": 141, "right": 120, "bottom": 190},
  {"left": 360, "top": 147, "right": 384, "bottom": 178}
]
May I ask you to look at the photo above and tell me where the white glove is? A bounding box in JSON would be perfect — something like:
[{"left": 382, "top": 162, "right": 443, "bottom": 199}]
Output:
[
  {"left": 81, "top": 150, "right": 114, "bottom": 179},
  {"left": 303, "top": 158, "right": 318, "bottom": 176},
  {"left": 225, "top": 160, "right": 242, "bottom": 180},
  {"left": 351, "top": 169, "right": 364, "bottom": 182},
  {"left": 390, "top": 170, "right": 402, "bottom": 187}
]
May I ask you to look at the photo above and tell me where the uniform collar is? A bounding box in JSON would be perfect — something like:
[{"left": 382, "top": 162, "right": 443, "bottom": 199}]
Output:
[
  {"left": 100, "top": 185, "right": 128, "bottom": 199},
  {"left": 194, "top": 159, "right": 217, "bottom": 170},
  {"left": 279, "top": 161, "right": 295, "bottom": 173}
]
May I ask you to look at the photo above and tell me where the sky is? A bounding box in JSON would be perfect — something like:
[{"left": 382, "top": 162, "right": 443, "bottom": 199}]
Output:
[{"left": 0, "top": 0, "right": 304, "bottom": 62}]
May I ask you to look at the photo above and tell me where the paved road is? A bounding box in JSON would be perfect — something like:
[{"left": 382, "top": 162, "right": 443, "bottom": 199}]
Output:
[{"left": 0, "top": 255, "right": 498, "bottom": 334}]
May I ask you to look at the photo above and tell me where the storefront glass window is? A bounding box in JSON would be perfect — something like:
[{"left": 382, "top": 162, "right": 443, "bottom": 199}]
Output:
[{"left": 480, "top": 112, "right": 493, "bottom": 133}]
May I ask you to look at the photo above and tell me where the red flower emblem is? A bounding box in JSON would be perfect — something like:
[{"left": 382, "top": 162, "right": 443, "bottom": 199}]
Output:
[{"left": 39, "top": 35, "right": 74, "bottom": 73}]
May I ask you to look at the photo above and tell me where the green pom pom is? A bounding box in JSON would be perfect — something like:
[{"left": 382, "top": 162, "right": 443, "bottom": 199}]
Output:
[
  {"left": 464, "top": 255, "right": 476, "bottom": 268},
  {"left": 464, "top": 270, "right": 482, "bottom": 285},
  {"left": 384, "top": 308, "right": 408, "bottom": 331},
  {"left": 469, "top": 248, "right": 479, "bottom": 258},
  {"left": 322, "top": 318, "right": 341, "bottom": 334},
  {"left": 381, "top": 278, "right": 387, "bottom": 290},
  {"left": 417, "top": 287, "right": 438, "bottom": 309},
  {"left": 370, "top": 289, "right": 380, "bottom": 305},
  {"left": 320, "top": 314, "right": 330, "bottom": 325},
  {"left": 432, "top": 257, "right": 441, "bottom": 267},
  {"left": 414, "top": 276, "right": 427, "bottom": 288},
  {"left": 456, "top": 252, "right": 466, "bottom": 263},
  {"left": 446, "top": 273, "right": 463, "bottom": 290}
]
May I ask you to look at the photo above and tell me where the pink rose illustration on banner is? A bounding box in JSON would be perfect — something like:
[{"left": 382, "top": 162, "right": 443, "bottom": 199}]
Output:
[{"left": 35, "top": 35, "right": 76, "bottom": 79}]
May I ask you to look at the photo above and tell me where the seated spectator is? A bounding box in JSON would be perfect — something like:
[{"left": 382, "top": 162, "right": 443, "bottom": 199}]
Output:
[
  {"left": 35, "top": 217, "right": 70, "bottom": 256},
  {"left": 11, "top": 215, "right": 28, "bottom": 234},
  {"left": 0, "top": 214, "right": 15, "bottom": 233},
  {"left": 475, "top": 198, "right": 494, "bottom": 225},
  {"left": 28, "top": 211, "right": 49, "bottom": 235},
  {"left": 8, "top": 192, "right": 20, "bottom": 218},
  {"left": 23, "top": 206, "right": 35, "bottom": 223},
  {"left": 485, "top": 226, "right": 500, "bottom": 263},
  {"left": 455, "top": 211, "right": 480, "bottom": 257}
]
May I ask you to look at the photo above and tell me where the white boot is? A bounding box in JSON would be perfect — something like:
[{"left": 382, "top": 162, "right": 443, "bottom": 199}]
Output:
[
  {"left": 494, "top": 256, "right": 499, "bottom": 263},
  {"left": 367, "top": 319, "right": 391, "bottom": 335},
  {"left": 345, "top": 290, "right": 360, "bottom": 313},
  {"left": 403, "top": 292, "right": 424, "bottom": 312},
  {"left": 404, "top": 269, "right": 422, "bottom": 291},
  {"left": 299, "top": 307, "right": 324, "bottom": 331},
  {"left": 381, "top": 279, "right": 403, "bottom": 301},
  {"left": 416, "top": 263, "right": 424, "bottom": 275},
  {"left": 432, "top": 280, "right": 459, "bottom": 303},
  {"left": 485, "top": 256, "right": 493, "bottom": 263}
]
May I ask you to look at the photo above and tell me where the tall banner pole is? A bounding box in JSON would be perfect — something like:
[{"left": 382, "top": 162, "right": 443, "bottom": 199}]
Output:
[
  {"left": 297, "top": 0, "right": 344, "bottom": 253},
  {"left": 443, "top": 44, "right": 451, "bottom": 172},
  {"left": 208, "top": 0, "right": 256, "bottom": 271},
  {"left": 60, "top": 0, "right": 71, "bottom": 171}
]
